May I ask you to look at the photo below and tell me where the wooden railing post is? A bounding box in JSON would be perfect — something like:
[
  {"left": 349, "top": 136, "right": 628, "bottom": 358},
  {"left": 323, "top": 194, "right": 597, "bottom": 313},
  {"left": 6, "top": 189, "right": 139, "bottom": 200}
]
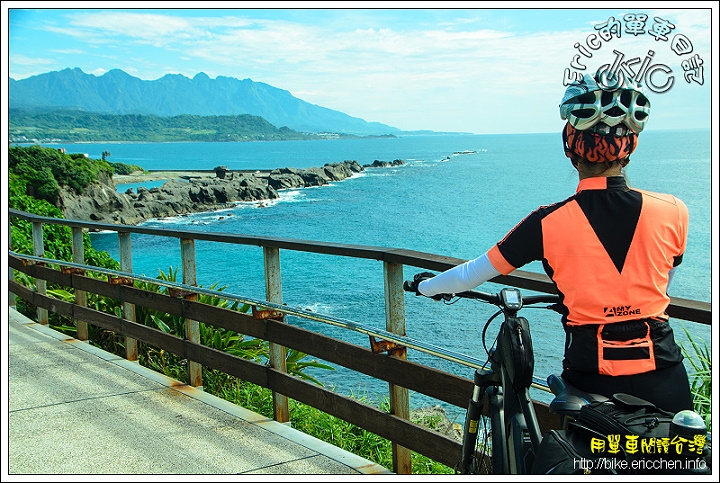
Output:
[
  {"left": 8, "top": 219, "right": 16, "bottom": 307},
  {"left": 118, "top": 232, "right": 138, "bottom": 361},
  {"left": 264, "top": 246, "right": 289, "bottom": 423},
  {"left": 72, "top": 227, "right": 89, "bottom": 340},
  {"left": 31, "top": 221, "right": 48, "bottom": 325},
  {"left": 181, "top": 238, "right": 202, "bottom": 388},
  {"left": 383, "top": 261, "right": 412, "bottom": 474}
]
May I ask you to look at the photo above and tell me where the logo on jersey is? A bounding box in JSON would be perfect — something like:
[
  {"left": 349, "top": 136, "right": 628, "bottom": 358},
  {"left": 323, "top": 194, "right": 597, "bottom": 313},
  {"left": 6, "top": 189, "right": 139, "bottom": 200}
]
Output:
[{"left": 604, "top": 305, "right": 642, "bottom": 317}]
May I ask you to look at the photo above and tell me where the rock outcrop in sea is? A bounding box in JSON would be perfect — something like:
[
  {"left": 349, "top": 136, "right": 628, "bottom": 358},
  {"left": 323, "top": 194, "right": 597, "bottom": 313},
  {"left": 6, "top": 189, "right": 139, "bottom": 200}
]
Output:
[{"left": 59, "top": 159, "right": 405, "bottom": 226}]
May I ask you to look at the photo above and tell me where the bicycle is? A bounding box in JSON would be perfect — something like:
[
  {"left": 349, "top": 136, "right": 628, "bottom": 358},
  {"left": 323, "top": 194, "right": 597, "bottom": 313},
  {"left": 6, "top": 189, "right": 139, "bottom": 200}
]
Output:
[
  {"left": 403, "top": 278, "right": 561, "bottom": 474},
  {"left": 403, "top": 279, "right": 711, "bottom": 475}
]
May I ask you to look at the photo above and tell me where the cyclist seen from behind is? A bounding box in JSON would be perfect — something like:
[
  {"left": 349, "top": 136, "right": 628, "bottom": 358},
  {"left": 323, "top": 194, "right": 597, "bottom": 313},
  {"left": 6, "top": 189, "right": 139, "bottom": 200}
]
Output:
[{"left": 407, "top": 68, "right": 693, "bottom": 413}]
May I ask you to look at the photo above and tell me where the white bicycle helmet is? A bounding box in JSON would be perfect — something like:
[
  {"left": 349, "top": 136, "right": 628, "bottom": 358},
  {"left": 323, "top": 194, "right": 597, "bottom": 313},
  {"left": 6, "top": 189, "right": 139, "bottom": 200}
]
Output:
[{"left": 560, "top": 68, "right": 651, "bottom": 134}]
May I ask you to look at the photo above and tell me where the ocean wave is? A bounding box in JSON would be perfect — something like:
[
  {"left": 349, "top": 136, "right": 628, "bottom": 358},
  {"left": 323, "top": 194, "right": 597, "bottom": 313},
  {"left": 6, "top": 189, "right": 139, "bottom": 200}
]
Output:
[
  {"left": 142, "top": 206, "right": 239, "bottom": 226},
  {"left": 289, "top": 301, "right": 341, "bottom": 318},
  {"left": 346, "top": 171, "right": 368, "bottom": 179},
  {"left": 277, "top": 189, "right": 312, "bottom": 202}
]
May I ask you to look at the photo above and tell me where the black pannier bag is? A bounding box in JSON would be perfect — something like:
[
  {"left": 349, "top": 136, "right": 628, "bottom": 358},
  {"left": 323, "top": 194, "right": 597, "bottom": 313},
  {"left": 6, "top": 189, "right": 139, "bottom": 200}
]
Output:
[
  {"left": 575, "top": 393, "right": 674, "bottom": 440},
  {"left": 533, "top": 393, "right": 710, "bottom": 474},
  {"left": 532, "top": 427, "right": 616, "bottom": 474}
]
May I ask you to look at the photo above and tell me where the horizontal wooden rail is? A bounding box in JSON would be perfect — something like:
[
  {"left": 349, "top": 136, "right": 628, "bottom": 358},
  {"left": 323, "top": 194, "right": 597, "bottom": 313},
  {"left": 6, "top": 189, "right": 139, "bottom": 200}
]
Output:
[
  {"left": 8, "top": 208, "right": 710, "bottom": 325},
  {"left": 7, "top": 208, "right": 711, "bottom": 473}
]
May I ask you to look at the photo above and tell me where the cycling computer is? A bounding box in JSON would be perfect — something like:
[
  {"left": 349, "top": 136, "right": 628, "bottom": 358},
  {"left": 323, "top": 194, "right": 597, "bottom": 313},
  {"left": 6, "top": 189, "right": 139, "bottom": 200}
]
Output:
[{"left": 500, "top": 288, "right": 523, "bottom": 310}]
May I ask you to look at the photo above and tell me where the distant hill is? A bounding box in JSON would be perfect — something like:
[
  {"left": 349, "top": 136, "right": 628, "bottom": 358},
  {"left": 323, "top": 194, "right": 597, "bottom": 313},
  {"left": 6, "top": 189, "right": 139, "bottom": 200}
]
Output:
[
  {"left": 9, "top": 68, "right": 403, "bottom": 136},
  {"left": 8, "top": 108, "right": 376, "bottom": 143}
]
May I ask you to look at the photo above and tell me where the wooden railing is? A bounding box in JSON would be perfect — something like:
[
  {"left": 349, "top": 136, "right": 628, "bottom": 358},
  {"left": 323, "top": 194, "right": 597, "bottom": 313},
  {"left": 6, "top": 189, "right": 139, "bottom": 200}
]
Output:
[{"left": 7, "top": 208, "right": 711, "bottom": 474}]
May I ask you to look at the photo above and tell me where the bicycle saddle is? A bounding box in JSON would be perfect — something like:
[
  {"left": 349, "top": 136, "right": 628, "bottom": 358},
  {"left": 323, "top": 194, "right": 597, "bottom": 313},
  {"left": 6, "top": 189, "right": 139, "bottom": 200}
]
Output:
[{"left": 546, "top": 373, "right": 609, "bottom": 416}]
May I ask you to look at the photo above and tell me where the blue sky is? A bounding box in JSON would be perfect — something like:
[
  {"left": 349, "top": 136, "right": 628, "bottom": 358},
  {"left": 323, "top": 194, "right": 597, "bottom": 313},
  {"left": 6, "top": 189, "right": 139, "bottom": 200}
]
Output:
[{"left": 3, "top": 3, "right": 717, "bottom": 134}]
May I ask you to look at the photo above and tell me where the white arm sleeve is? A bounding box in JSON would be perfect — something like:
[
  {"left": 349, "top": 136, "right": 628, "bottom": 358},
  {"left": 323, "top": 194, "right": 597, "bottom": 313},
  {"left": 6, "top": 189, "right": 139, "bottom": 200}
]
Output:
[{"left": 418, "top": 252, "right": 501, "bottom": 297}]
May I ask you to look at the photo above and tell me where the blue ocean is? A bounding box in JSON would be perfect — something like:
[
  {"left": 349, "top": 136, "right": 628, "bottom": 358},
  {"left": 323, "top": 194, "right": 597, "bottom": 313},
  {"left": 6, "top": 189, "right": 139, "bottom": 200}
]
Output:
[{"left": 33, "top": 130, "right": 713, "bottom": 419}]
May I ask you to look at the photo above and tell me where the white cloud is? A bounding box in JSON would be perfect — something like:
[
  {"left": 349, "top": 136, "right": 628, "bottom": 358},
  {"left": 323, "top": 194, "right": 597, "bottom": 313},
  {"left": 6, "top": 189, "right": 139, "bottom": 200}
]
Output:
[
  {"left": 7, "top": 53, "right": 55, "bottom": 67},
  {"left": 89, "top": 67, "right": 108, "bottom": 77},
  {"left": 6, "top": 6, "right": 715, "bottom": 133}
]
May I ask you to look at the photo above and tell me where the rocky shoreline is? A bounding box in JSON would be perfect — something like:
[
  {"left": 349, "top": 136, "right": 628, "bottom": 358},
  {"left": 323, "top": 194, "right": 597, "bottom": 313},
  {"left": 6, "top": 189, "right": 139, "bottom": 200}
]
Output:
[
  {"left": 60, "top": 159, "right": 405, "bottom": 226},
  {"left": 112, "top": 168, "right": 273, "bottom": 185}
]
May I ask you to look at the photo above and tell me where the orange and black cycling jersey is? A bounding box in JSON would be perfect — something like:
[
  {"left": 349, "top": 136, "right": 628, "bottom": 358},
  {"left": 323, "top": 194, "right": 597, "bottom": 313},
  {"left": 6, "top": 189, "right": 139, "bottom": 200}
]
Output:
[{"left": 487, "top": 175, "right": 688, "bottom": 375}]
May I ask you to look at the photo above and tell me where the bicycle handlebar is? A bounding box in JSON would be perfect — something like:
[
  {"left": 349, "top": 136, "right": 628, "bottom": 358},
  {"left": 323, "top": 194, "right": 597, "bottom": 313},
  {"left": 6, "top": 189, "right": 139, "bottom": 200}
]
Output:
[
  {"left": 403, "top": 279, "right": 559, "bottom": 310},
  {"left": 455, "top": 289, "right": 559, "bottom": 307}
]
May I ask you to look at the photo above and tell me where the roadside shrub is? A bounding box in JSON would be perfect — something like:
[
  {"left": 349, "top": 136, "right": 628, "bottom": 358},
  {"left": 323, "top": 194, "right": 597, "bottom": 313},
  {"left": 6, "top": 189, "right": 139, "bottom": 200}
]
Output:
[
  {"left": 111, "top": 161, "right": 146, "bottom": 175},
  {"left": 9, "top": 144, "right": 114, "bottom": 197}
]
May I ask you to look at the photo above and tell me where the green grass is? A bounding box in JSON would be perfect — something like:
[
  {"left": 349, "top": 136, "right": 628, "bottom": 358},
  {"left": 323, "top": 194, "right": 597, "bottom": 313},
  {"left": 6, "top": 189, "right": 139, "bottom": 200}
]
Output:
[{"left": 680, "top": 325, "right": 712, "bottom": 433}]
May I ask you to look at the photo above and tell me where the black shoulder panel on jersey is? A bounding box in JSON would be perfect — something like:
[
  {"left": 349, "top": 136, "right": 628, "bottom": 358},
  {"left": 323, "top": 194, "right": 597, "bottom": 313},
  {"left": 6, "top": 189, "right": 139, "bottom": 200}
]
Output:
[{"left": 576, "top": 188, "right": 643, "bottom": 273}]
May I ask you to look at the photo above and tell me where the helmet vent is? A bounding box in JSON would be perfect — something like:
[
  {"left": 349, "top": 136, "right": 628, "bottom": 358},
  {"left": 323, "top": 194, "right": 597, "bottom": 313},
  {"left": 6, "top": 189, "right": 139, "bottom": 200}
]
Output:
[
  {"left": 619, "top": 91, "right": 633, "bottom": 108},
  {"left": 572, "top": 108, "right": 596, "bottom": 119},
  {"left": 601, "top": 91, "right": 614, "bottom": 106},
  {"left": 559, "top": 69, "right": 651, "bottom": 134},
  {"left": 606, "top": 106, "right": 625, "bottom": 117}
]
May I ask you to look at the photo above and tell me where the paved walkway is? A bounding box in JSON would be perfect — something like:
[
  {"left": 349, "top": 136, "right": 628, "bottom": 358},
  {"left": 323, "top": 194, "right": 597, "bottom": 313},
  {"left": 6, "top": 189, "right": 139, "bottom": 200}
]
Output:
[{"left": 6, "top": 307, "right": 393, "bottom": 476}]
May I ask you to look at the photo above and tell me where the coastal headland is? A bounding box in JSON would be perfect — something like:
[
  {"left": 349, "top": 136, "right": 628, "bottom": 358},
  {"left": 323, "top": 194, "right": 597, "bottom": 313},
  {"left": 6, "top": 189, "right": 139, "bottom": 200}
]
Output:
[
  {"left": 112, "top": 169, "right": 272, "bottom": 185},
  {"left": 62, "top": 160, "right": 405, "bottom": 227}
]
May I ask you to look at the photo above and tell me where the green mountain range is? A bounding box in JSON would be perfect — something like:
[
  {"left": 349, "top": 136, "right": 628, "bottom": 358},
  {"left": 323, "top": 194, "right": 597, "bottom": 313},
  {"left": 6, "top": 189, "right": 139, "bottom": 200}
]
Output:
[{"left": 9, "top": 68, "right": 403, "bottom": 137}]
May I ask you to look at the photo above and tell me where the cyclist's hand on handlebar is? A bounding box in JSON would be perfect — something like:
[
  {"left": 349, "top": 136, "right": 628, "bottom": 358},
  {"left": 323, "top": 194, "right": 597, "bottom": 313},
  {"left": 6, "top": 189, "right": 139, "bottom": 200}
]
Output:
[
  {"left": 403, "top": 272, "right": 452, "bottom": 301},
  {"left": 403, "top": 271, "right": 435, "bottom": 295}
]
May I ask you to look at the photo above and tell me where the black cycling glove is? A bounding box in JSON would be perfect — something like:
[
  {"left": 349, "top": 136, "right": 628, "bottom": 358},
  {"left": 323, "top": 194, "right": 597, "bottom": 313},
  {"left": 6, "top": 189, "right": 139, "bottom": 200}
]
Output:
[{"left": 403, "top": 271, "right": 436, "bottom": 296}]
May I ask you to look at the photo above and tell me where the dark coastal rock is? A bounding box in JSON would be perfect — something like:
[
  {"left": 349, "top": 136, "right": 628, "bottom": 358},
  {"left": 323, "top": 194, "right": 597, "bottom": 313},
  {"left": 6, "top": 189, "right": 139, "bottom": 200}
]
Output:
[
  {"left": 60, "top": 171, "right": 141, "bottom": 225},
  {"left": 267, "top": 170, "right": 307, "bottom": 190},
  {"left": 363, "top": 159, "right": 405, "bottom": 168},
  {"left": 214, "top": 165, "right": 230, "bottom": 179},
  {"left": 59, "top": 159, "right": 405, "bottom": 226},
  {"left": 323, "top": 160, "right": 364, "bottom": 180}
]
